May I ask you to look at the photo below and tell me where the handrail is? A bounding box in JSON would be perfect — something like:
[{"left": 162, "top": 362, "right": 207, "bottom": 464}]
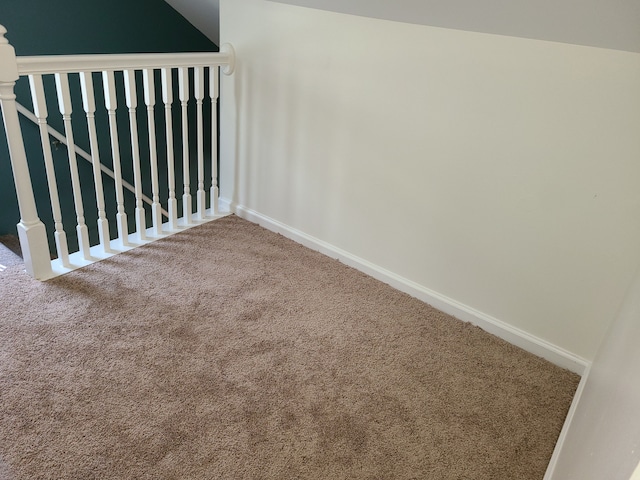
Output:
[
  {"left": 16, "top": 45, "right": 235, "bottom": 75},
  {"left": 15, "top": 101, "right": 169, "bottom": 219},
  {"left": 0, "top": 23, "right": 235, "bottom": 279}
]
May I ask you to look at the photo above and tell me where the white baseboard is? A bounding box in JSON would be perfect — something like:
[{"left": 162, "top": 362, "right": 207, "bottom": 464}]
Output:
[
  {"left": 231, "top": 203, "right": 589, "bottom": 375},
  {"left": 543, "top": 364, "right": 591, "bottom": 479},
  {"left": 218, "top": 197, "right": 232, "bottom": 213}
]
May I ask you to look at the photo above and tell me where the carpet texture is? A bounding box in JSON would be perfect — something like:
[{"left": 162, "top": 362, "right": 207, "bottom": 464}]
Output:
[
  {"left": 0, "top": 215, "right": 579, "bottom": 479},
  {"left": 0, "top": 236, "right": 22, "bottom": 269}
]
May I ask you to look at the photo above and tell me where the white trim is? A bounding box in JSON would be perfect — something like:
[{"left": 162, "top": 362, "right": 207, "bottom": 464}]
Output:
[
  {"left": 16, "top": 51, "right": 233, "bottom": 75},
  {"left": 543, "top": 364, "right": 591, "bottom": 479},
  {"left": 232, "top": 204, "right": 589, "bottom": 375},
  {"left": 218, "top": 196, "right": 232, "bottom": 213},
  {"left": 44, "top": 210, "right": 231, "bottom": 280}
]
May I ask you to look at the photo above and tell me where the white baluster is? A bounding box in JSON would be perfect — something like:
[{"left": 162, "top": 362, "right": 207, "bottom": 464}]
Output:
[
  {"left": 123, "top": 69, "right": 146, "bottom": 241},
  {"left": 102, "top": 70, "right": 129, "bottom": 246},
  {"left": 54, "top": 72, "right": 91, "bottom": 259},
  {"left": 0, "top": 26, "right": 52, "bottom": 279},
  {"left": 142, "top": 69, "right": 162, "bottom": 235},
  {"left": 210, "top": 66, "right": 219, "bottom": 215},
  {"left": 194, "top": 66, "right": 205, "bottom": 220},
  {"left": 178, "top": 67, "right": 191, "bottom": 224},
  {"left": 161, "top": 68, "right": 178, "bottom": 230},
  {"left": 79, "top": 71, "right": 111, "bottom": 253},
  {"left": 28, "top": 74, "right": 70, "bottom": 266}
]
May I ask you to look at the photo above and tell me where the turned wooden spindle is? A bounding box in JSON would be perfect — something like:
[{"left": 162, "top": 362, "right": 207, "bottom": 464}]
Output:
[
  {"left": 143, "top": 69, "right": 162, "bottom": 235},
  {"left": 102, "top": 70, "right": 130, "bottom": 246},
  {"left": 123, "top": 69, "right": 147, "bottom": 241},
  {"left": 28, "top": 74, "right": 70, "bottom": 266},
  {"left": 161, "top": 68, "right": 178, "bottom": 230},
  {"left": 178, "top": 67, "right": 192, "bottom": 224},
  {"left": 194, "top": 66, "right": 205, "bottom": 220},
  {"left": 79, "top": 71, "right": 111, "bottom": 253},
  {"left": 210, "top": 65, "right": 220, "bottom": 215},
  {"left": 54, "top": 72, "right": 91, "bottom": 259}
]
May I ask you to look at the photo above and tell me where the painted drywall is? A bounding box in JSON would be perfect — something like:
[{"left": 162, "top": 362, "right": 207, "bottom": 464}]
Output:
[
  {"left": 164, "top": 0, "right": 220, "bottom": 45},
  {"left": 270, "top": 0, "right": 640, "bottom": 53},
  {"left": 0, "top": 0, "right": 217, "bottom": 244},
  {"left": 548, "top": 267, "right": 640, "bottom": 479},
  {"left": 0, "top": 0, "right": 215, "bottom": 56},
  {"left": 219, "top": 0, "right": 640, "bottom": 361}
]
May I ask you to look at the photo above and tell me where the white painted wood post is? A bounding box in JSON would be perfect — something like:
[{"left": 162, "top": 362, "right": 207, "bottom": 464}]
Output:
[
  {"left": 28, "top": 74, "right": 70, "bottom": 267},
  {"left": 161, "top": 68, "right": 178, "bottom": 230},
  {"left": 79, "top": 71, "right": 111, "bottom": 253},
  {"left": 178, "top": 67, "right": 192, "bottom": 224},
  {"left": 102, "top": 70, "right": 129, "bottom": 246},
  {"left": 54, "top": 73, "right": 91, "bottom": 260},
  {"left": 0, "top": 26, "right": 52, "bottom": 279},
  {"left": 142, "top": 69, "right": 162, "bottom": 235},
  {"left": 123, "top": 69, "right": 146, "bottom": 241},
  {"left": 194, "top": 66, "right": 205, "bottom": 220},
  {"left": 209, "top": 66, "right": 219, "bottom": 215}
]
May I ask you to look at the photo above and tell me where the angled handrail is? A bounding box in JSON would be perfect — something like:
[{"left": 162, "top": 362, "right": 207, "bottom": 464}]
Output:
[{"left": 16, "top": 101, "right": 169, "bottom": 218}]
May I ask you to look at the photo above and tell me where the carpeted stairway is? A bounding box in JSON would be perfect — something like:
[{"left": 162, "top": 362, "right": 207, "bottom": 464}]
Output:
[
  {"left": 0, "top": 235, "right": 22, "bottom": 270},
  {"left": 0, "top": 215, "right": 579, "bottom": 479}
]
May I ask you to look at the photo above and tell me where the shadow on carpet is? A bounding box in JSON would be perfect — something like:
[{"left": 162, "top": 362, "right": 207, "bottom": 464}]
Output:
[{"left": 0, "top": 215, "right": 579, "bottom": 479}]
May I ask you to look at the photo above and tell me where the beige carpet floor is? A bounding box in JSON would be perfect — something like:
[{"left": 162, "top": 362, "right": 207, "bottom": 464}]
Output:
[{"left": 0, "top": 215, "right": 579, "bottom": 479}]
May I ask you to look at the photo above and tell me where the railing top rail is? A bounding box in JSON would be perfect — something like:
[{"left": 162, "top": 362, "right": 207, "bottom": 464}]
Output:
[{"left": 16, "top": 47, "right": 235, "bottom": 75}]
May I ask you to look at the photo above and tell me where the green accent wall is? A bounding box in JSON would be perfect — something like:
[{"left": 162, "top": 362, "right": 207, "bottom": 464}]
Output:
[
  {"left": 0, "top": 0, "right": 218, "bottom": 247},
  {"left": 0, "top": 0, "right": 216, "bottom": 56}
]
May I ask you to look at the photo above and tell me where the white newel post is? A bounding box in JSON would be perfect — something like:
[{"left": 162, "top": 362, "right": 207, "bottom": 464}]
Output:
[{"left": 0, "top": 26, "right": 52, "bottom": 279}]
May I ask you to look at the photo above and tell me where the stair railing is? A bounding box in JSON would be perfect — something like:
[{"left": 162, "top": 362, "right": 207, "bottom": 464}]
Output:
[
  {"left": 0, "top": 25, "right": 234, "bottom": 280},
  {"left": 15, "top": 101, "right": 169, "bottom": 220}
]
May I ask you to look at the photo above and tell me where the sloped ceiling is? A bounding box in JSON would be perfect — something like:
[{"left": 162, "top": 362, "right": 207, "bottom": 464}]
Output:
[
  {"left": 168, "top": 0, "right": 640, "bottom": 53},
  {"left": 164, "top": 0, "right": 220, "bottom": 45},
  {"left": 270, "top": 0, "right": 640, "bottom": 53}
]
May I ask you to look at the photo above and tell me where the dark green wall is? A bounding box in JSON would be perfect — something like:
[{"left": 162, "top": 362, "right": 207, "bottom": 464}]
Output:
[
  {"left": 0, "top": 0, "right": 218, "bottom": 247},
  {"left": 0, "top": 0, "right": 216, "bottom": 56}
]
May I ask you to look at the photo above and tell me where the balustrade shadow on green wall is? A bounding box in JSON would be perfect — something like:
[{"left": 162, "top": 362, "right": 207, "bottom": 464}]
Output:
[{"left": 0, "top": 0, "right": 219, "bottom": 254}]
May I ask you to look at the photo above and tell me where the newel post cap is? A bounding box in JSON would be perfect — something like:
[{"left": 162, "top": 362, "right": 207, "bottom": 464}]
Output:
[{"left": 0, "top": 25, "right": 19, "bottom": 83}]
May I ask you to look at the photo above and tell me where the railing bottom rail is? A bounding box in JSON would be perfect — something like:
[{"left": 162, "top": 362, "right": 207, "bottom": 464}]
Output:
[{"left": 47, "top": 209, "right": 231, "bottom": 280}]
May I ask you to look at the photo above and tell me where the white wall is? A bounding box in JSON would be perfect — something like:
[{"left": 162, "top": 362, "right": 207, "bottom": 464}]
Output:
[
  {"left": 219, "top": 0, "right": 640, "bottom": 363},
  {"left": 548, "top": 267, "right": 640, "bottom": 479}
]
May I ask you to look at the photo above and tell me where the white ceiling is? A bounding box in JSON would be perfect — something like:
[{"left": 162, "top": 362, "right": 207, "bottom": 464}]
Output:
[
  {"left": 270, "top": 0, "right": 640, "bottom": 53},
  {"left": 164, "top": 0, "right": 640, "bottom": 53}
]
